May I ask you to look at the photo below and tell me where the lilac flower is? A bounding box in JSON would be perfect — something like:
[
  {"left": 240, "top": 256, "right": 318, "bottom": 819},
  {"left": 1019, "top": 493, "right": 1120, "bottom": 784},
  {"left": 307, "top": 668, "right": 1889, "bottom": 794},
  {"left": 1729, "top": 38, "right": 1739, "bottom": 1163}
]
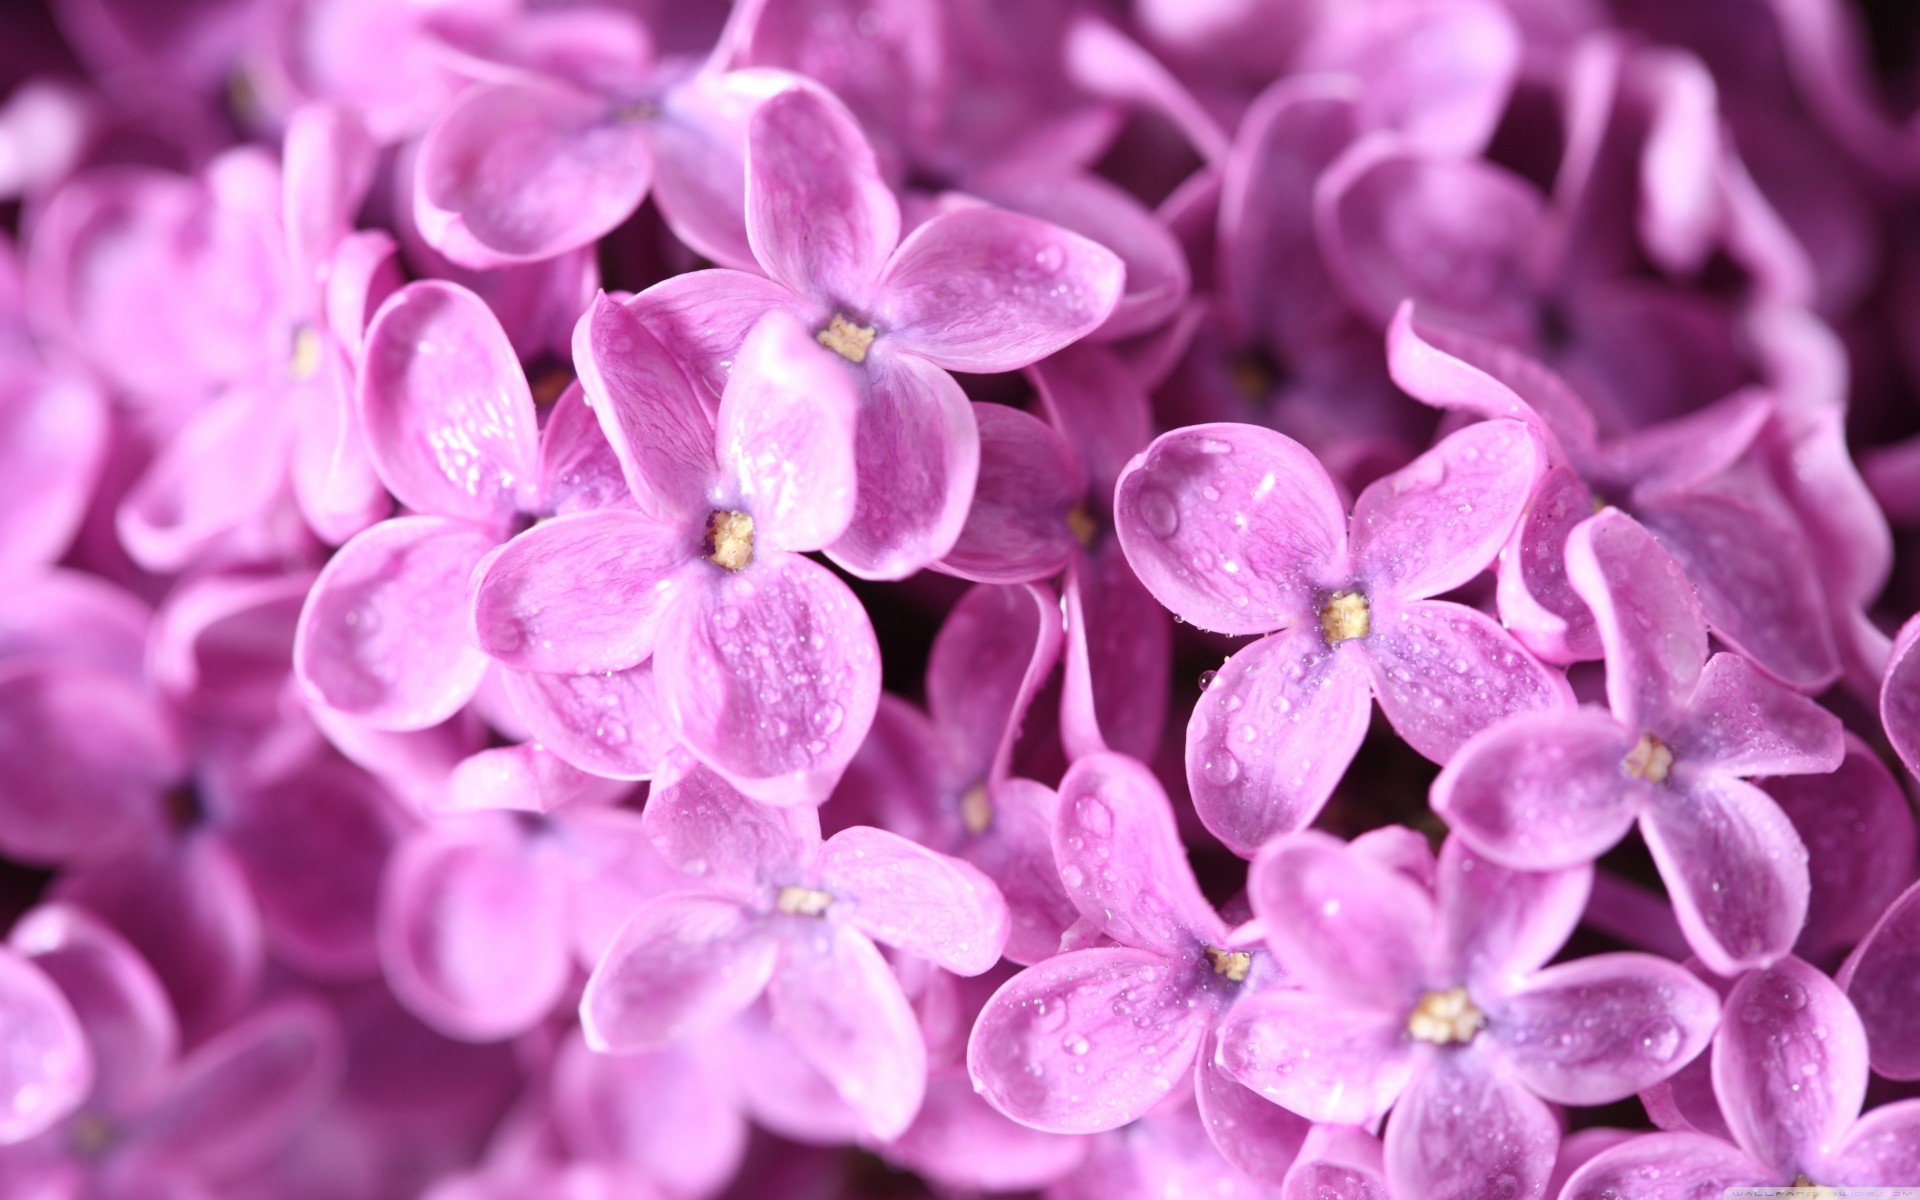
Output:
[
  {"left": 1562, "top": 956, "right": 1920, "bottom": 1196},
  {"left": 1837, "top": 879, "right": 1920, "bottom": 1082},
  {"left": 1434, "top": 508, "right": 1842, "bottom": 973},
  {"left": 831, "top": 582, "right": 1078, "bottom": 964},
  {"left": 548, "top": 1031, "right": 746, "bottom": 1199},
  {"left": 620, "top": 82, "right": 1125, "bottom": 579},
  {"left": 1217, "top": 831, "right": 1718, "bottom": 1200},
  {"left": 0, "top": 945, "right": 89, "bottom": 1145},
  {"left": 581, "top": 764, "right": 1009, "bottom": 1139},
  {"left": 470, "top": 297, "right": 878, "bottom": 804},
  {"left": 1113, "top": 417, "right": 1564, "bottom": 854},
  {"left": 968, "top": 751, "right": 1309, "bottom": 1173}
]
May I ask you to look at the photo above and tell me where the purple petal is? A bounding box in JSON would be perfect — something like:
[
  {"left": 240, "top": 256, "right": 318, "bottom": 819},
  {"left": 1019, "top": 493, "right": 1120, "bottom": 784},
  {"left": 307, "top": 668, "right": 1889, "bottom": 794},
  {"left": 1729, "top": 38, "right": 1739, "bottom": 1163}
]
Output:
[
  {"left": 1831, "top": 1098, "right": 1920, "bottom": 1186},
  {"left": 117, "top": 385, "right": 291, "bottom": 572},
  {"left": 767, "top": 924, "right": 925, "bottom": 1140},
  {"left": 816, "top": 827, "right": 1009, "bottom": 975},
  {"left": 1055, "top": 752, "right": 1225, "bottom": 953},
  {"left": 1190, "top": 625, "right": 1374, "bottom": 852},
  {"left": 716, "top": 311, "right": 860, "bottom": 553},
  {"left": 416, "top": 82, "right": 652, "bottom": 268},
  {"left": 655, "top": 554, "right": 879, "bottom": 804},
  {"left": 1884, "top": 614, "right": 1920, "bottom": 777},
  {"left": 499, "top": 662, "right": 676, "bottom": 782},
  {"left": 1713, "top": 956, "right": 1865, "bottom": 1177},
  {"left": 1113, "top": 423, "right": 1347, "bottom": 636},
  {"left": 378, "top": 819, "right": 571, "bottom": 1040},
  {"left": 745, "top": 84, "right": 897, "bottom": 301},
  {"left": 1496, "top": 466, "right": 1603, "bottom": 663},
  {"left": 535, "top": 380, "right": 634, "bottom": 518},
  {"left": 1565, "top": 508, "right": 1706, "bottom": 733},
  {"left": 827, "top": 349, "right": 978, "bottom": 580},
  {"left": 1382, "top": 1053, "right": 1559, "bottom": 1200},
  {"left": 1031, "top": 342, "right": 1152, "bottom": 513},
  {"left": 1671, "top": 653, "right": 1843, "bottom": 777},
  {"left": 1213, "top": 988, "right": 1416, "bottom": 1125},
  {"left": 574, "top": 291, "right": 719, "bottom": 524},
  {"left": 964, "top": 778, "right": 1079, "bottom": 967},
  {"left": 612, "top": 270, "right": 800, "bottom": 400},
  {"left": 1248, "top": 830, "right": 1431, "bottom": 1006},
  {"left": 551, "top": 1034, "right": 746, "bottom": 1200},
  {"left": 1383, "top": 300, "right": 1595, "bottom": 444},
  {"left": 1191, "top": 1048, "right": 1311, "bottom": 1183},
  {"left": 1641, "top": 775, "right": 1810, "bottom": 977},
  {"left": 470, "top": 511, "right": 692, "bottom": 675},
  {"left": 1063, "top": 542, "right": 1172, "bottom": 761},
  {"left": 1490, "top": 953, "right": 1718, "bottom": 1105},
  {"left": 1591, "top": 390, "right": 1773, "bottom": 503},
  {"left": 1774, "top": 733, "right": 1918, "bottom": 960},
  {"left": 0, "top": 946, "right": 90, "bottom": 1144},
  {"left": 1317, "top": 144, "right": 1545, "bottom": 341},
  {"left": 288, "top": 349, "right": 390, "bottom": 548},
  {"left": 1364, "top": 597, "right": 1571, "bottom": 763},
  {"left": 580, "top": 893, "right": 776, "bottom": 1053},
  {"left": 358, "top": 281, "right": 540, "bottom": 525},
  {"left": 649, "top": 69, "right": 784, "bottom": 272},
  {"left": 883, "top": 1070, "right": 1091, "bottom": 1191},
  {"left": 877, "top": 206, "right": 1125, "bottom": 373},
  {"left": 1558, "top": 1132, "right": 1763, "bottom": 1200},
  {"left": 294, "top": 516, "right": 493, "bottom": 731},
  {"left": 282, "top": 103, "right": 376, "bottom": 283},
  {"left": 1351, "top": 419, "right": 1545, "bottom": 599},
  {"left": 10, "top": 904, "right": 174, "bottom": 1111},
  {"left": 1437, "top": 835, "right": 1592, "bottom": 994},
  {"left": 1636, "top": 489, "right": 1840, "bottom": 693},
  {"left": 641, "top": 763, "right": 819, "bottom": 897},
  {"left": 442, "top": 741, "right": 622, "bottom": 816},
  {"left": 1838, "top": 880, "right": 1920, "bottom": 1080},
  {"left": 968, "top": 947, "right": 1210, "bottom": 1134},
  {"left": 938, "top": 403, "right": 1082, "bottom": 585},
  {"left": 926, "top": 582, "right": 1061, "bottom": 786},
  {"left": 1431, "top": 709, "right": 1644, "bottom": 871},
  {"left": 1280, "top": 1125, "right": 1391, "bottom": 1200},
  {"left": 0, "top": 371, "right": 107, "bottom": 579}
]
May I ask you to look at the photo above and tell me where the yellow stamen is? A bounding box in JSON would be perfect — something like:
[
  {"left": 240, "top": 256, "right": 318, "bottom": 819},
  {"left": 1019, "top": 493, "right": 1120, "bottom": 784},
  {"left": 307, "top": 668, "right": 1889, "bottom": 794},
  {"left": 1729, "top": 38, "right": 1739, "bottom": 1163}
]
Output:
[
  {"left": 776, "top": 886, "right": 832, "bottom": 916},
  {"left": 705, "top": 510, "right": 755, "bottom": 572},
  {"left": 289, "top": 324, "right": 322, "bottom": 382},
  {"left": 1065, "top": 502, "right": 1098, "bottom": 547},
  {"left": 1319, "top": 590, "right": 1370, "bottom": 644},
  {"left": 1204, "top": 946, "right": 1251, "bottom": 983},
  {"left": 817, "top": 313, "right": 877, "bottom": 363},
  {"left": 71, "top": 1113, "right": 115, "bottom": 1157},
  {"left": 960, "top": 784, "right": 993, "bottom": 835},
  {"left": 1407, "top": 986, "right": 1484, "bottom": 1045},
  {"left": 1622, "top": 733, "right": 1673, "bottom": 784}
]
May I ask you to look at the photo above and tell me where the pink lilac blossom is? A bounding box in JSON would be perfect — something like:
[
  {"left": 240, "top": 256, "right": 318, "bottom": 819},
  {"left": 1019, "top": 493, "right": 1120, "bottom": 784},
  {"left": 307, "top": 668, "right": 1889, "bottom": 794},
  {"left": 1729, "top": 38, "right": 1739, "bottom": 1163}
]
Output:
[{"left": 5, "top": 0, "right": 1920, "bottom": 1194}]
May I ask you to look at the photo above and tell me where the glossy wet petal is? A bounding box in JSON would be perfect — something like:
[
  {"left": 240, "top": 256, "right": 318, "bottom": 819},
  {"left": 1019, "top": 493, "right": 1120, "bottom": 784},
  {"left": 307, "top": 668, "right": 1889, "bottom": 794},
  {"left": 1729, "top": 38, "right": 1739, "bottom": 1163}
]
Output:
[
  {"left": 939, "top": 403, "right": 1082, "bottom": 585},
  {"left": 581, "top": 893, "right": 777, "bottom": 1053},
  {"left": 1558, "top": 1132, "right": 1764, "bottom": 1200},
  {"left": 1670, "top": 652, "right": 1843, "bottom": 777},
  {"left": 1838, "top": 880, "right": 1920, "bottom": 1081},
  {"left": 816, "top": 826, "right": 1008, "bottom": 975},
  {"left": 1830, "top": 1098, "right": 1920, "bottom": 1185},
  {"left": 1213, "top": 989, "right": 1415, "bottom": 1125},
  {"left": 745, "top": 84, "right": 897, "bottom": 302},
  {"left": 1248, "top": 830, "right": 1431, "bottom": 1005},
  {"left": 0, "top": 946, "right": 90, "bottom": 1145},
  {"left": 1566, "top": 508, "right": 1706, "bottom": 733},
  {"left": 1713, "top": 957, "right": 1865, "bottom": 1177},
  {"left": 1436, "top": 835, "right": 1592, "bottom": 995},
  {"left": 10, "top": 904, "right": 173, "bottom": 1111},
  {"left": 1382, "top": 1052, "right": 1559, "bottom": 1200},
  {"left": 640, "top": 763, "right": 819, "bottom": 897},
  {"left": 1063, "top": 542, "right": 1171, "bottom": 761},
  {"left": 1773, "top": 732, "right": 1917, "bottom": 960},
  {"left": 926, "top": 582, "right": 1061, "bottom": 786},
  {"left": 500, "top": 662, "right": 677, "bottom": 782}
]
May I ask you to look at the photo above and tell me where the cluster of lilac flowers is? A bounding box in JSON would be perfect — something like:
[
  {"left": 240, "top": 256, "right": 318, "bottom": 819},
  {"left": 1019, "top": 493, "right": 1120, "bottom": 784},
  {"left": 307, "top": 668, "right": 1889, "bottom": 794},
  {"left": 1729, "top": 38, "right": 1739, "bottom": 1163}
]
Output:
[{"left": 5, "top": 0, "right": 1920, "bottom": 1195}]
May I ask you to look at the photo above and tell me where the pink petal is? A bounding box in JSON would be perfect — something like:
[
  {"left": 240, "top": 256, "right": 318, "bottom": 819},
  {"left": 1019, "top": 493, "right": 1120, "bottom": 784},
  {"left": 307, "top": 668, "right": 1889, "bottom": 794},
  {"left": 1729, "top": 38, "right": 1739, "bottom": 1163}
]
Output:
[
  {"left": 1671, "top": 653, "right": 1843, "bottom": 778},
  {"left": 551, "top": 1033, "right": 746, "bottom": 1200},
  {"left": 926, "top": 582, "right": 1062, "bottom": 785},
  {"left": 1383, "top": 301, "right": 1596, "bottom": 446},
  {"left": 499, "top": 662, "right": 676, "bottom": 782},
  {"left": 0, "top": 371, "right": 107, "bottom": 579},
  {"left": 1062, "top": 543, "right": 1171, "bottom": 761},
  {"left": 1113, "top": 423, "right": 1347, "bottom": 636},
  {"left": 643, "top": 763, "right": 819, "bottom": 902},
  {"left": 0, "top": 946, "right": 90, "bottom": 1144},
  {"left": 294, "top": 516, "right": 494, "bottom": 731},
  {"left": 1436, "top": 835, "right": 1592, "bottom": 994},
  {"left": 1565, "top": 508, "right": 1706, "bottom": 733},
  {"left": 288, "top": 347, "right": 390, "bottom": 547},
  {"left": 1495, "top": 466, "right": 1603, "bottom": 664},
  {"left": 1884, "top": 613, "right": 1920, "bottom": 777},
  {"left": 1642, "top": 775, "right": 1809, "bottom": 977},
  {"left": 816, "top": 826, "right": 1009, "bottom": 975},
  {"left": 745, "top": 84, "right": 897, "bottom": 302},
  {"left": 117, "top": 384, "right": 292, "bottom": 572},
  {"left": 965, "top": 778, "right": 1080, "bottom": 967},
  {"left": 135, "top": 999, "right": 340, "bottom": 1179},
  {"left": 1830, "top": 1097, "right": 1920, "bottom": 1185},
  {"left": 883, "top": 1071, "right": 1091, "bottom": 1192},
  {"left": 650, "top": 69, "right": 786, "bottom": 272},
  {"left": 877, "top": 206, "right": 1125, "bottom": 373},
  {"left": 1055, "top": 752, "right": 1226, "bottom": 953},
  {"left": 1031, "top": 342, "right": 1153, "bottom": 513},
  {"left": 655, "top": 554, "right": 880, "bottom": 804},
  {"left": 471, "top": 511, "right": 693, "bottom": 675},
  {"left": 1350, "top": 419, "right": 1545, "bottom": 600},
  {"left": 580, "top": 893, "right": 777, "bottom": 1053},
  {"left": 358, "top": 281, "right": 540, "bottom": 525},
  {"left": 1490, "top": 953, "right": 1719, "bottom": 1105},
  {"left": 1591, "top": 390, "right": 1773, "bottom": 503},
  {"left": 613, "top": 270, "right": 801, "bottom": 401},
  {"left": 1837, "top": 880, "right": 1920, "bottom": 1080},
  {"left": 1558, "top": 1132, "right": 1764, "bottom": 1200},
  {"left": 1431, "top": 709, "right": 1644, "bottom": 871},
  {"left": 967, "top": 947, "right": 1210, "bottom": 1134},
  {"left": 716, "top": 310, "right": 860, "bottom": 553},
  {"left": 1191, "top": 1049, "right": 1311, "bottom": 1183},
  {"left": 573, "top": 292, "right": 719, "bottom": 525},
  {"left": 827, "top": 349, "right": 978, "bottom": 580},
  {"left": 282, "top": 103, "right": 376, "bottom": 284},
  {"left": 938, "top": 403, "right": 1082, "bottom": 585},
  {"left": 1712, "top": 956, "right": 1865, "bottom": 1177},
  {"left": 1280, "top": 1124, "right": 1391, "bottom": 1200},
  {"left": 534, "top": 380, "right": 632, "bottom": 517},
  {"left": 1317, "top": 144, "right": 1546, "bottom": 341},
  {"left": 1364, "top": 597, "right": 1571, "bottom": 763},
  {"left": 1773, "top": 733, "right": 1917, "bottom": 960},
  {"left": 1213, "top": 989, "right": 1416, "bottom": 1125},
  {"left": 767, "top": 924, "right": 925, "bottom": 1140},
  {"left": 379, "top": 818, "right": 571, "bottom": 1040},
  {"left": 1382, "top": 1053, "right": 1559, "bottom": 1200},
  {"left": 1248, "top": 831, "right": 1431, "bottom": 1005},
  {"left": 443, "top": 742, "right": 625, "bottom": 816},
  {"left": 416, "top": 82, "right": 653, "bottom": 268}
]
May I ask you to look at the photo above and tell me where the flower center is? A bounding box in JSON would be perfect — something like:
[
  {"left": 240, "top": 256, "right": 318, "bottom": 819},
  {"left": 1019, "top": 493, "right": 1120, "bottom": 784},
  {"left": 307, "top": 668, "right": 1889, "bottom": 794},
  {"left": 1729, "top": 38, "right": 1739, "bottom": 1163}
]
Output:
[
  {"left": 1622, "top": 733, "right": 1673, "bottom": 784},
  {"left": 1789, "top": 1175, "right": 1837, "bottom": 1197},
  {"left": 705, "top": 510, "right": 755, "bottom": 572},
  {"left": 816, "top": 313, "right": 877, "bottom": 363},
  {"left": 1319, "top": 590, "right": 1370, "bottom": 644},
  {"left": 289, "top": 323, "right": 322, "bottom": 382},
  {"left": 1407, "top": 987, "right": 1484, "bottom": 1045},
  {"left": 1204, "top": 946, "right": 1251, "bottom": 983},
  {"left": 70, "top": 1113, "right": 116, "bottom": 1158},
  {"left": 960, "top": 783, "right": 993, "bottom": 835},
  {"left": 1065, "top": 502, "right": 1098, "bottom": 548},
  {"left": 776, "top": 885, "right": 833, "bottom": 917}
]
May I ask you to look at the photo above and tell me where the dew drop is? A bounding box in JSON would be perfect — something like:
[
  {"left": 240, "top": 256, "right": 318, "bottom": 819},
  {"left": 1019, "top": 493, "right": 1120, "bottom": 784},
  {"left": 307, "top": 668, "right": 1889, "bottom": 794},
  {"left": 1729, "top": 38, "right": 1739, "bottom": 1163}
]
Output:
[{"left": 1137, "top": 487, "right": 1180, "bottom": 538}]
